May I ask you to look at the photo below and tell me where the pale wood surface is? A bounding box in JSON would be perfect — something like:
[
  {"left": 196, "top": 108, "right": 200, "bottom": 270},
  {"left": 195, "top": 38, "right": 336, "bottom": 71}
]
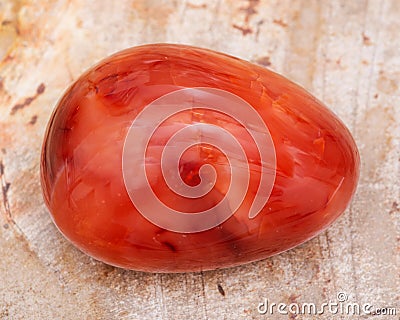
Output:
[{"left": 0, "top": 1, "right": 399, "bottom": 319}]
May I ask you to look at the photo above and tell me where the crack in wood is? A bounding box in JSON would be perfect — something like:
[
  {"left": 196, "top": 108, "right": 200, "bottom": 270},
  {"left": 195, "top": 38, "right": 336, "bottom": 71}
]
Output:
[
  {"left": 0, "top": 159, "right": 23, "bottom": 235},
  {"left": 240, "top": 0, "right": 260, "bottom": 24},
  {"left": 0, "top": 160, "right": 12, "bottom": 222},
  {"left": 10, "top": 83, "right": 46, "bottom": 115},
  {"left": 217, "top": 283, "right": 225, "bottom": 296},
  {"left": 200, "top": 271, "right": 208, "bottom": 319},
  {"left": 232, "top": 23, "right": 253, "bottom": 36},
  {"left": 232, "top": 0, "right": 261, "bottom": 36}
]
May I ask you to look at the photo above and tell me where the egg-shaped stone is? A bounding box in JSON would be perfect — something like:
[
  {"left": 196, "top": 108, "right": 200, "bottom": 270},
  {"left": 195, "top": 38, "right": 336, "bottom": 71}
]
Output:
[{"left": 41, "top": 44, "right": 360, "bottom": 272}]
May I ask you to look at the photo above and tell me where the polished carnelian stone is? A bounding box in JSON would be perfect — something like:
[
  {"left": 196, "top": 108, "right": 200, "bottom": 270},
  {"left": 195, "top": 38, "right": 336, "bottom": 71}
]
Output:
[{"left": 41, "top": 44, "right": 360, "bottom": 272}]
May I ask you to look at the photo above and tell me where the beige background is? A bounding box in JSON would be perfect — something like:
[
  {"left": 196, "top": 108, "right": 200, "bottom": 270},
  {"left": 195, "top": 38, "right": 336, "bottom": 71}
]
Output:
[{"left": 0, "top": 0, "right": 399, "bottom": 319}]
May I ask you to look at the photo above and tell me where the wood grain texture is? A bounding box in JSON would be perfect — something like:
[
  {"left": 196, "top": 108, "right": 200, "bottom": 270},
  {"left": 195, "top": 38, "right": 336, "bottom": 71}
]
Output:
[{"left": 0, "top": 0, "right": 399, "bottom": 319}]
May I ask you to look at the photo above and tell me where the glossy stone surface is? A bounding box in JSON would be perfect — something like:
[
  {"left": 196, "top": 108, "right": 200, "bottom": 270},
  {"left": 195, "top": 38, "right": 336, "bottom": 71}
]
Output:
[{"left": 41, "top": 44, "right": 360, "bottom": 273}]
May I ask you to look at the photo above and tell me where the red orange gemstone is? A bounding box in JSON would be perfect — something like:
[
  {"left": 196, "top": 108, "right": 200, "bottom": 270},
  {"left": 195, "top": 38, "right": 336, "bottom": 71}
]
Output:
[{"left": 40, "top": 44, "right": 360, "bottom": 272}]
